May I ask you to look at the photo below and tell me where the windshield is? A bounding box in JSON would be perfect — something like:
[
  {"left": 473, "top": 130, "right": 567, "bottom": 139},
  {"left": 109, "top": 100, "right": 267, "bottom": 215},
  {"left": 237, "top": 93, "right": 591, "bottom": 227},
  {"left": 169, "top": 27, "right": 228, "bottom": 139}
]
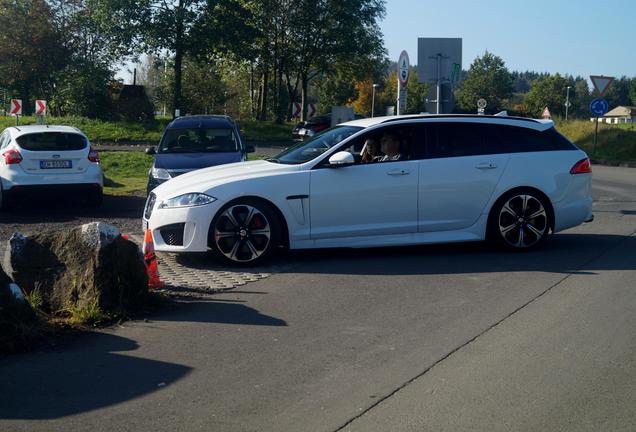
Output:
[
  {"left": 272, "top": 126, "right": 362, "bottom": 164},
  {"left": 159, "top": 128, "right": 239, "bottom": 154},
  {"left": 16, "top": 132, "right": 87, "bottom": 151}
]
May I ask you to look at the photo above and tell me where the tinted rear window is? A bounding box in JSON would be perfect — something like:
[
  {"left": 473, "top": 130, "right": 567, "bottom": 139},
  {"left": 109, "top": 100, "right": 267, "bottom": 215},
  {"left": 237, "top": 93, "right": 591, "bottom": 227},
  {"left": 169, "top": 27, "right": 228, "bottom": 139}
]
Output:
[
  {"left": 159, "top": 128, "right": 239, "bottom": 153},
  {"left": 419, "top": 122, "right": 508, "bottom": 158},
  {"left": 498, "top": 125, "right": 576, "bottom": 152},
  {"left": 16, "top": 133, "right": 87, "bottom": 151}
]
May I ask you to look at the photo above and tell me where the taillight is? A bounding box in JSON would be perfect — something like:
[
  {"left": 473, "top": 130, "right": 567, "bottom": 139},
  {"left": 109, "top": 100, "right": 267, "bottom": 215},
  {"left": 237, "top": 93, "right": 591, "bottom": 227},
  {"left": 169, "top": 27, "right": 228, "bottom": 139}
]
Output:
[
  {"left": 88, "top": 147, "right": 100, "bottom": 163},
  {"left": 3, "top": 149, "right": 22, "bottom": 165},
  {"left": 570, "top": 158, "right": 592, "bottom": 174}
]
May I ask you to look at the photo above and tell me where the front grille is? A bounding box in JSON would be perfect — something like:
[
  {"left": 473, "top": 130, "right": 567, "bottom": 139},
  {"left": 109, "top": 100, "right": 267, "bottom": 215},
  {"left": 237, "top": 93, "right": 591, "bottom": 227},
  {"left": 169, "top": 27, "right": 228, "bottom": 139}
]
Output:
[
  {"left": 159, "top": 223, "right": 185, "bottom": 246},
  {"left": 144, "top": 192, "right": 156, "bottom": 219}
]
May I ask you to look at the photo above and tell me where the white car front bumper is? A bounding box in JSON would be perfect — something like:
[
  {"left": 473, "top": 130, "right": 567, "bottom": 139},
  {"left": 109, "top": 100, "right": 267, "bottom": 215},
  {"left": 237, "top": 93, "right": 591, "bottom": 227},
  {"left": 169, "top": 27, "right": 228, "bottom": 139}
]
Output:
[{"left": 143, "top": 195, "right": 223, "bottom": 252}]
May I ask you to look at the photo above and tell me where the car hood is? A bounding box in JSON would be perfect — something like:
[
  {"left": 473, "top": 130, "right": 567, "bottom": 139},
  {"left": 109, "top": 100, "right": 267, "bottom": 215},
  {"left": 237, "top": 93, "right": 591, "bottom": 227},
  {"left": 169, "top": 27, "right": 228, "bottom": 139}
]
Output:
[
  {"left": 154, "top": 152, "right": 242, "bottom": 170},
  {"left": 152, "top": 160, "right": 300, "bottom": 198}
]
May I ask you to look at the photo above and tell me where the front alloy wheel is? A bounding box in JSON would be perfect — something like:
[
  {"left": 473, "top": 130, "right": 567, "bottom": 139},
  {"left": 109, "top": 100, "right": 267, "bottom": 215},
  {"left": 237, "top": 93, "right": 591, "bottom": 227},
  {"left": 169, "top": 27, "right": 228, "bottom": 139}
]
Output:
[
  {"left": 211, "top": 200, "right": 279, "bottom": 265},
  {"left": 496, "top": 194, "right": 549, "bottom": 249}
]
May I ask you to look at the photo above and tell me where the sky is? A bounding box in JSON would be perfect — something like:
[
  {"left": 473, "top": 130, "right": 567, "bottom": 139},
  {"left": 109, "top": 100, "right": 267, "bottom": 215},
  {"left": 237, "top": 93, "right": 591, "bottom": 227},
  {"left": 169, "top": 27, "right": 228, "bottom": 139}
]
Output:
[
  {"left": 380, "top": 0, "right": 636, "bottom": 78},
  {"left": 119, "top": 0, "right": 635, "bottom": 83}
]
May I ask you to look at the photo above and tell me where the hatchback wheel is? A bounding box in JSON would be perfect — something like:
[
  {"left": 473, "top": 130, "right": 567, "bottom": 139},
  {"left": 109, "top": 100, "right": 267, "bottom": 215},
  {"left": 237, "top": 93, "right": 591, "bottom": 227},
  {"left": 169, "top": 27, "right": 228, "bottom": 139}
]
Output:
[
  {"left": 491, "top": 191, "right": 550, "bottom": 250},
  {"left": 209, "top": 199, "right": 280, "bottom": 266}
]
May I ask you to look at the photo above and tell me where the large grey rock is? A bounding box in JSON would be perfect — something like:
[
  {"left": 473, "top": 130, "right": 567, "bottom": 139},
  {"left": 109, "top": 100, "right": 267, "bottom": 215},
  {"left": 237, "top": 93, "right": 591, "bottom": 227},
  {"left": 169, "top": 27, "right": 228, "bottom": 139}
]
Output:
[
  {"left": 0, "top": 263, "right": 39, "bottom": 354},
  {"left": 3, "top": 222, "right": 148, "bottom": 316}
]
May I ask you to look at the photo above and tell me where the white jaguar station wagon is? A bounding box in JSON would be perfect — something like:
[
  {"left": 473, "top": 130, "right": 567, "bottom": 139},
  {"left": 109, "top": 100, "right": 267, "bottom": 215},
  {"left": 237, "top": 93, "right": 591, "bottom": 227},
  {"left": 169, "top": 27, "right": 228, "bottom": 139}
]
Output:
[{"left": 143, "top": 115, "right": 593, "bottom": 265}]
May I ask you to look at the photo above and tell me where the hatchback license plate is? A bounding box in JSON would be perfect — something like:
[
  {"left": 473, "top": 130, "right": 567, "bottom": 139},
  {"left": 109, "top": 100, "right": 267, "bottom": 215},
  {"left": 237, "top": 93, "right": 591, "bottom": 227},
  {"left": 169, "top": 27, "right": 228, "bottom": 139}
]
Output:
[{"left": 40, "top": 160, "right": 72, "bottom": 169}]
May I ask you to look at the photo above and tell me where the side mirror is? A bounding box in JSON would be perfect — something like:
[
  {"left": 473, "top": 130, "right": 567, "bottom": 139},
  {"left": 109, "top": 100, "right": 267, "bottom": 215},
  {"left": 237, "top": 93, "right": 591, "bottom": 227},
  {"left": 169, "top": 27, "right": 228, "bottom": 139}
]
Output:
[
  {"left": 145, "top": 146, "right": 156, "bottom": 155},
  {"left": 328, "top": 151, "right": 355, "bottom": 167},
  {"left": 245, "top": 145, "right": 255, "bottom": 153}
]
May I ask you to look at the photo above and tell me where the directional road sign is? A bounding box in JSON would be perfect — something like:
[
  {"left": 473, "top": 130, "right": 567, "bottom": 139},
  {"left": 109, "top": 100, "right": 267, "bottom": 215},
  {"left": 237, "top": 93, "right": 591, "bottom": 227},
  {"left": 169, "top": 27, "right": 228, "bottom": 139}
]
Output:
[
  {"left": 35, "top": 99, "right": 46, "bottom": 115},
  {"left": 10, "top": 99, "right": 22, "bottom": 116},
  {"left": 590, "top": 75, "right": 614, "bottom": 97},
  {"left": 291, "top": 102, "right": 301, "bottom": 118},
  {"left": 398, "top": 50, "right": 410, "bottom": 87},
  {"left": 590, "top": 98, "right": 609, "bottom": 117},
  {"left": 307, "top": 103, "right": 317, "bottom": 118}
]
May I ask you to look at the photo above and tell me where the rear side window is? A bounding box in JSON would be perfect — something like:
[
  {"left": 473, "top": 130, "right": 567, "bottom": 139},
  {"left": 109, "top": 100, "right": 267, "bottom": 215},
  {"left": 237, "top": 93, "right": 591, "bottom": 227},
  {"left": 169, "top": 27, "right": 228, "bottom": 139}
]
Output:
[
  {"left": 16, "top": 133, "right": 87, "bottom": 151},
  {"left": 420, "top": 122, "right": 508, "bottom": 158},
  {"left": 498, "top": 125, "right": 574, "bottom": 152}
]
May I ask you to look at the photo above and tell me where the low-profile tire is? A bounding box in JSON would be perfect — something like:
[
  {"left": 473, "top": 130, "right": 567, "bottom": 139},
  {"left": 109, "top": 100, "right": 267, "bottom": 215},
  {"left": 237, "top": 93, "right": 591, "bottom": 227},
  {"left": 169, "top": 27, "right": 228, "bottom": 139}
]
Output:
[
  {"left": 208, "top": 198, "right": 281, "bottom": 266},
  {"left": 488, "top": 189, "right": 551, "bottom": 251}
]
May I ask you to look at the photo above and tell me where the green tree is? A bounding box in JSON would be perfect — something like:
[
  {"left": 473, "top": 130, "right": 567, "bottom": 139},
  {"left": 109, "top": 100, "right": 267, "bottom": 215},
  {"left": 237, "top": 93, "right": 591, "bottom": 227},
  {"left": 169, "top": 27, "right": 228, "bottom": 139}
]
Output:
[
  {"left": 0, "top": 0, "right": 68, "bottom": 113},
  {"left": 630, "top": 79, "right": 636, "bottom": 106},
  {"left": 89, "top": 0, "right": 247, "bottom": 116},
  {"left": 598, "top": 76, "right": 632, "bottom": 108},
  {"left": 524, "top": 73, "right": 572, "bottom": 117},
  {"left": 289, "top": 0, "right": 386, "bottom": 120},
  {"left": 456, "top": 51, "right": 513, "bottom": 113}
]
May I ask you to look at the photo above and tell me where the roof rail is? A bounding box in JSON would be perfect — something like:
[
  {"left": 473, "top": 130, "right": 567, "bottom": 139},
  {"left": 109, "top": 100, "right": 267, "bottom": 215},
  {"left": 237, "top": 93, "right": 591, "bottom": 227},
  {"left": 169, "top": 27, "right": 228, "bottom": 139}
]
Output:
[{"left": 380, "top": 114, "right": 541, "bottom": 124}]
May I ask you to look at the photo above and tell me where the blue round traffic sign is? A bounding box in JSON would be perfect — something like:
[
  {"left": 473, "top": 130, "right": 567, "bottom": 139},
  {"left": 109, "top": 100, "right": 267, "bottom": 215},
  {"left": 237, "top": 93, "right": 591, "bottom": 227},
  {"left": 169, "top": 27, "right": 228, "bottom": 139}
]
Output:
[{"left": 590, "top": 98, "right": 609, "bottom": 116}]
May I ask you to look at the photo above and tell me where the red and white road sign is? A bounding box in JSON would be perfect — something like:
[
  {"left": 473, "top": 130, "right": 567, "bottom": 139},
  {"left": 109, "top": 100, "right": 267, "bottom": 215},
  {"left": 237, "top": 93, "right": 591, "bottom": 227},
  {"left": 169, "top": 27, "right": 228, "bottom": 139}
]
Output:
[
  {"left": 590, "top": 75, "right": 614, "bottom": 97},
  {"left": 35, "top": 99, "right": 46, "bottom": 115},
  {"left": 10, "top": 99, "right": 22, "bottom": 116},
  {"left": 291, "top": 102, "right": 301, "bottom": 118},
  {"left": 542, "top": 107, "right": 551, "bottom": 119},
  {"left": 308, "top": 103, "right": 317, "bottom": 118}
]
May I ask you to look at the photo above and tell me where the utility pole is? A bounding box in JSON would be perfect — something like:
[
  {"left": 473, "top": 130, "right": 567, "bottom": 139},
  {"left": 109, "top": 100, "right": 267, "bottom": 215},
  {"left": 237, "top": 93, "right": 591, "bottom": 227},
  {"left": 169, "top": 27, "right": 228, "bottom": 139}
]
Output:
[
  {"left": 371, "top": 84, "right": 378, "bottom": 118},
  {"left": 565, "top": 86, "right": 572, "bottom": 121}
]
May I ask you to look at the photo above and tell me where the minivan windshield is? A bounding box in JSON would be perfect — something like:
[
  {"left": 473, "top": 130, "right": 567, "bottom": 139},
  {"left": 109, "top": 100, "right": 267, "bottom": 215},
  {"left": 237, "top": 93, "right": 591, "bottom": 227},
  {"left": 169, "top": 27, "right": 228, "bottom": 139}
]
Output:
[
  {"left": 271, "top": 126, "right": 362, "bottom": 164},
  {"left": 16, "top": 132, "right": 87, "bottom": 151},
  {"left": 159, "top": 128, "right": 239, "bottom": 154}
]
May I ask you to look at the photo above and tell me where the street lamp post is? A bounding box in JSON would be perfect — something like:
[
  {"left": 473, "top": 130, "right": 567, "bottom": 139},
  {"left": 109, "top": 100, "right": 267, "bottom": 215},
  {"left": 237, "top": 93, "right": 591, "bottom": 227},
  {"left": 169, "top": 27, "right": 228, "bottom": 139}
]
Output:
[
  {"left": 371, "top": 83, "right": 379, "bottom": 118},
  {"left": 565, "top": 86, "right": 572, "bottom": 121}
]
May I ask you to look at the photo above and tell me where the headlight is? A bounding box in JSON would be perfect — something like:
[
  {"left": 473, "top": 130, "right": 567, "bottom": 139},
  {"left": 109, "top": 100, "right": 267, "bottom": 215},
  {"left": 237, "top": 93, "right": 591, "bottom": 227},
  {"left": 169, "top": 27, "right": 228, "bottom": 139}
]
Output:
[
  {"left": 151, "top": 166, "right": 171, "bottom": 180},
  {"left": 158, "top": 193, "right": 216, "bottom": 209},
  {"left": 306, "top": 129, "right": 315, "bottom": 136}
]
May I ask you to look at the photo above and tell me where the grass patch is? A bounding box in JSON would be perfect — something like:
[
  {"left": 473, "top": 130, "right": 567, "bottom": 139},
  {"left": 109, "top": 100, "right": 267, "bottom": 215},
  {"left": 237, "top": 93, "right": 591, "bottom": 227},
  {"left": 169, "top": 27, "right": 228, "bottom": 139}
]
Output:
[
  {"left": 2, "top": 116, "right": 168, "bottom": 142},
  {"left": 68, "top": 298, "right": 110, "bottom": 326},
  {"left": 100, "top": 151, "right": 266, "bottom": 196},
  {"left": 100, "top": 151, "right": 154, "bottom": 196},
  {"left": 2, "top": 116, "right": 293, "bottom": 143},
  {"left": 556, "top": 120, "right": 636, "bottom": 164}
]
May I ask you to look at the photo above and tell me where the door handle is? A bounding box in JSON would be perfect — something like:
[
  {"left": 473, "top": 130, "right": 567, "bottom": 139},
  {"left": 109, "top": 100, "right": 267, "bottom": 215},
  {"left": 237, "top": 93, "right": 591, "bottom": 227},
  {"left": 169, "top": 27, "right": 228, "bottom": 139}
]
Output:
[
  {"left": 387, "top": 169, "right": 410, "bottom": 176},
  {"left": 475, "top": 162, "right": 497, "bottom": 170}
]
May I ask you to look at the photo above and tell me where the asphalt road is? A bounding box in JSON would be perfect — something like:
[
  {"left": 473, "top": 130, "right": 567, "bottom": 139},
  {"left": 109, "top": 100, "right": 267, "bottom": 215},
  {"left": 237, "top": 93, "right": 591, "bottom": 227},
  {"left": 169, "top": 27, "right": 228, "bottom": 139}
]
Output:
[{"left": 1, "top": 165, "right": 635, "bottom": 432}]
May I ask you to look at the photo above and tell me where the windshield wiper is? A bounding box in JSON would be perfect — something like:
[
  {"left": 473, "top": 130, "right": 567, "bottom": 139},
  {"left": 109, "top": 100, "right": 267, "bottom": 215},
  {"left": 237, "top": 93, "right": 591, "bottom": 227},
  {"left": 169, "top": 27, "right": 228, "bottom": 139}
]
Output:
[{"left": 266, "top": 157, "right": 281, "bottom": 163}]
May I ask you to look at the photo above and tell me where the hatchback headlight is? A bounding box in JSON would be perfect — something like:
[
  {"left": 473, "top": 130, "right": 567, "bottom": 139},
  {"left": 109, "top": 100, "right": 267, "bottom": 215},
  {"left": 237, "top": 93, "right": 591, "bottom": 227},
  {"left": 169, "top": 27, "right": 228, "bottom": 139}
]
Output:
[
  {"left": 151, "top": 166, "right": 171, "bottom": 180},
  {"left": 158, "top": 193, "right": 216, "bottom": 209}
]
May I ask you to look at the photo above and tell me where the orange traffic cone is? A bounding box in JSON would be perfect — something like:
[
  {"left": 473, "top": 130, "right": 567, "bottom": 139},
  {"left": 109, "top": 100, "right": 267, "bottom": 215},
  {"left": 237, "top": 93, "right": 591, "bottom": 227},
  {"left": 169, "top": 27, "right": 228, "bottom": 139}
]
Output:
[{"left": 142, "top": 229, "right": 163, "bottom": 289}]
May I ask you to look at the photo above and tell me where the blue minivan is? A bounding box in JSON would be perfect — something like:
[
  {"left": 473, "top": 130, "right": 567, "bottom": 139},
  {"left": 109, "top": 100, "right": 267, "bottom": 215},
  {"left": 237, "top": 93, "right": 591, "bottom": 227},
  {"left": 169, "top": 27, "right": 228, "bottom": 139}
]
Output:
[{"left": 146, "top": 115, "right": 254, "bottom": 194}]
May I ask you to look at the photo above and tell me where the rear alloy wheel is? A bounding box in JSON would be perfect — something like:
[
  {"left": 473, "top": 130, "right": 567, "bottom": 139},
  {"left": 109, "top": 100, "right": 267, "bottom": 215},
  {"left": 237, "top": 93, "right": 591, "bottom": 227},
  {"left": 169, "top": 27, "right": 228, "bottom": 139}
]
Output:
[
  {"left": 210, "top": 200, "right": 280, "bottom": 266},
  {"left": 493, "top": 193, "right": 550, "bottom": 250}
]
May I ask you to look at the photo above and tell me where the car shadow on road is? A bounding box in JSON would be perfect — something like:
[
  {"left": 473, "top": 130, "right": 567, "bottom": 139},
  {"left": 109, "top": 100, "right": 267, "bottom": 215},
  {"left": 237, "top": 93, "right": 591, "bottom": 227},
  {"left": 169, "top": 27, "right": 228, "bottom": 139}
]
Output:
[
  {"left": 269, "top": 232, "right": 636, "bottom": 276},
  {"left": 0, "top": 332, "right": 191, "bottom": 420},
  {"left": 154, "top": 300, "right": 287, "bottom": 327},
  {"left": 0, "top": 194, "right": 145, "bottom": 224}
]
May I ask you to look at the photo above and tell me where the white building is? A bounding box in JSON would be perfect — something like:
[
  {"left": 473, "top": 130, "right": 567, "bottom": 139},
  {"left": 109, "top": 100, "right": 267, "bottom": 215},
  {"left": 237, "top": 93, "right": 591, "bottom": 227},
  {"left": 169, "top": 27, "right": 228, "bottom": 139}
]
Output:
[{"left": 592, "top": 106, "right": 636, "bottom": 124}]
